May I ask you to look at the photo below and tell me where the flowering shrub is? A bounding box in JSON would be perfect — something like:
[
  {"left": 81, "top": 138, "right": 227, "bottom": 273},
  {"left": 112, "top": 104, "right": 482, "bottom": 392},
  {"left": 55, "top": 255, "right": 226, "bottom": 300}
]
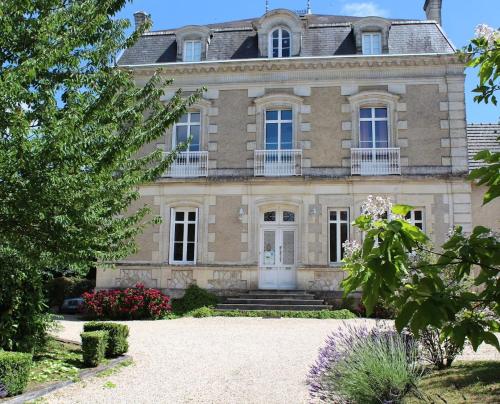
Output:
[
  {"left": 82, "top": 284, "right": 171, "bottom": 320},
  {"left": 308, "top": 325, "right": 423, "bottom": 403}
]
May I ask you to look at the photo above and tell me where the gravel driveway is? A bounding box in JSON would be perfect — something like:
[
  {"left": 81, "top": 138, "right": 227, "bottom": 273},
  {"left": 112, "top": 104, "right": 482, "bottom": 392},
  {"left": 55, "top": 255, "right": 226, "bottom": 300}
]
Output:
[{"left": 44, "top": 317, "right": 500, "bottom": 404}]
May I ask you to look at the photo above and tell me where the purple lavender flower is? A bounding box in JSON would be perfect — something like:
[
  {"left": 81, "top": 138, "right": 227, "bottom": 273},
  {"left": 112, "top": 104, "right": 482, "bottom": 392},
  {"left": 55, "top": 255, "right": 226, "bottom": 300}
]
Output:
[
  {"left": 0, "top": 381, "right": 7, "bottom": 398},
  {"left": 307, "top": 323, "right": 421, "bottom": 403}
]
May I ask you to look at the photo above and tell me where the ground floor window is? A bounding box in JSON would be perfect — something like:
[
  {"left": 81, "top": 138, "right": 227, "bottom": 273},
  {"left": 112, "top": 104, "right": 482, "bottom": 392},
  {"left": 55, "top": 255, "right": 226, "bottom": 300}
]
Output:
[
  {"left": 406, "top": 209, "right": 424, "bottom": 231},
  {"left": 170, "top": 208, "right": 198, "bottom": 264},
  {"left": 329, "top": 209, "right": 349, "bottom": 264}
]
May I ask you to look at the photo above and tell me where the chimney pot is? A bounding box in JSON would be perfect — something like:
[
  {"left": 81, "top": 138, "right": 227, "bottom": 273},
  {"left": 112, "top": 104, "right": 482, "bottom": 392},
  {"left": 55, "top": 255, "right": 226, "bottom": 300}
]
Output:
[
  {"left": 133, "top": 11, "right": 151, "bottom": 31},
  {"left": 423, "top": 0, "right": 442, "bottom": 26}
]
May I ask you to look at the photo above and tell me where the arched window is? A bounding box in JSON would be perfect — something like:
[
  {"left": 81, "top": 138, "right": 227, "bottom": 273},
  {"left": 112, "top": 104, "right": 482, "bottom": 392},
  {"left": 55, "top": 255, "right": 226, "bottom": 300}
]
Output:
[{"left": 270, "top": 28, "right": 291, "bottom": 58}]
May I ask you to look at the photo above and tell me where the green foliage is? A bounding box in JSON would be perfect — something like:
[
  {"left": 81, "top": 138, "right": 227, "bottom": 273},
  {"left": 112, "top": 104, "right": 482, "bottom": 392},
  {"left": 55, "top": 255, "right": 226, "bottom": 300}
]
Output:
[
  {"left": 83, "top": 322, "right": 129, "bottom": 357},
  {"left": 462, "top": 27, "right": 500, "bottom": 205},
  {"left": 342, "top": 203, "right": 500, "bottom": 352},
  {"left": 469, "top": 148, "right": 500, "bottom": 204},
  {"left": 171, "top": 285, "right": 219, "bottom": 314},
  {"left": 0, "top": 252, "right": 55, "bottom": 353},
  {"left": 0, "top": 0, "right": 199, "bottom": 352},
  {"left": 186, "top": 307, "right": 357, "bottom": 319},
  {"left": 0, "top": 351, "right": 33, "bottom": 396},
  {"left": 46, "top": 277, "right": 95, "bottom": 308},
  {"left": 81, "top": 331, "right": 108, "bottom": 367},
  {"left": 462, "top": 30, "right": 500, "bottom": 105}
]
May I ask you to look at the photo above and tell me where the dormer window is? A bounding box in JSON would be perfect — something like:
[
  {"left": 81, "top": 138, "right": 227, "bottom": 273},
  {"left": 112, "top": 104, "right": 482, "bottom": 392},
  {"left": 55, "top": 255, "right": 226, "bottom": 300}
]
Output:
[
  {"left": 362, "top": 33, "right": 382, "bottom": 55},
  {"left": 175, "top": 25, "right": 211, "bottom": 62},
  {"left": 183, "top": 40, "right": 202, "bottom": 62},
  {"left": 270, "top": 28, "right": 291, "bottom": 58},
  {"left": 353, "top": 17, "right": 390, "bottom": 55}
]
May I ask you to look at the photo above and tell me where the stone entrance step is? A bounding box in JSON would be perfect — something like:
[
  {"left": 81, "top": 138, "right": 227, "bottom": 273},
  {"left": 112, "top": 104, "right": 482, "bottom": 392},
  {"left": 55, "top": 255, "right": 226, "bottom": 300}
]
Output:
[
  {"left": 216, "top": 304, "right": 332, "bottom": 311},
  {"left": 216, "top": 290, "right": 331, "bottom": 312},
  {"left": 225, "top": 298, "right": 324, "bottom": 305}
]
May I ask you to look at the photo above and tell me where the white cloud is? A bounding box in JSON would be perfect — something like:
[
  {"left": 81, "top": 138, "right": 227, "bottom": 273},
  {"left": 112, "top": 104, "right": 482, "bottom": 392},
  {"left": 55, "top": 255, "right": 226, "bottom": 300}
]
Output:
[{"left": 341, "top": 2, "right": 388, "bottom": 17}]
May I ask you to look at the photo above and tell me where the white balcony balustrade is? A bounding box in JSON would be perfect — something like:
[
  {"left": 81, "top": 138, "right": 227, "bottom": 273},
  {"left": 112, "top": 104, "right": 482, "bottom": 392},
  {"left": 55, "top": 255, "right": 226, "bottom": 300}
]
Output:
[
  {"left": 254, "top": 149, "right": 303, "bottom": 177},
  {"left": 165, "top": 151, "right": 208, "bottom": 178},
  {"left": 351, "top": 148, "right": 401, "bottom": 176}
]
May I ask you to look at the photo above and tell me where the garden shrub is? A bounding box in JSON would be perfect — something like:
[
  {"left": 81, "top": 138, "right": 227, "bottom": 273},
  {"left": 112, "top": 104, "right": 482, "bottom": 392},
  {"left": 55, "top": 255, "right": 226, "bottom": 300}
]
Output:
[
  {"left": 0, "top": 351, "right": 33, "bottom": 396},
  {"left": 81, "top": 330, "right": 108, "bottom": 367},
  {"left": 82, "top": 283, "right": 171, "bottom": 320},
  {"left": 83, "top": 322, "right": 129, "bottom": 357},
  {"left": 46, "top": 277, "right": 95, "bottom": 309},
  {"left": 171, "top": 284, "right": 218, "bottom": 314},
  {"left": 186, "top": 307, "right": 357, "bottom": 319},
  {"left": 419, "top": 326, "right": 463, "bottom": 370},
  {"left": 308, "top": 325, "right": 423, "bottom": 403}
]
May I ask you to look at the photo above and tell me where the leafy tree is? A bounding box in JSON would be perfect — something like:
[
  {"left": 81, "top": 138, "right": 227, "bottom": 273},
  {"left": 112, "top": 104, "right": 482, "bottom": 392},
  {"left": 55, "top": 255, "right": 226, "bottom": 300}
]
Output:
[
  {"left": 342, "top": 25, "right": 500, "bottom": 354},
  {"left": 342, "top": 199, "right": 499, "bottom": 352},
  {"left": 0, "top": 0, "right": 198, "bottom": 351},
  {"left": 465, "top": 25, "right": 500, "bottom": 204}
]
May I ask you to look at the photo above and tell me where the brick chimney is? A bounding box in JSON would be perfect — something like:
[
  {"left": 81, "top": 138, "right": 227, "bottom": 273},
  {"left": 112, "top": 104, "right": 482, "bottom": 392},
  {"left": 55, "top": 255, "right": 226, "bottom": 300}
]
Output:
[
  {"left": 423, "top": 0, "right": 442, "bottom": 26},
  {"left": 133, "top": 11, "right": 151, "bottom": 31}
]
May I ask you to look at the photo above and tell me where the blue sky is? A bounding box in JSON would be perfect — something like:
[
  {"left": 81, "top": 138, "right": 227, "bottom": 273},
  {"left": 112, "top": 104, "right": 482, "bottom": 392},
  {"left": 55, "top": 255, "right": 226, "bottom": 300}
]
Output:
[{"left": 116, "top": 0, "right": 500, "bottom": 123}]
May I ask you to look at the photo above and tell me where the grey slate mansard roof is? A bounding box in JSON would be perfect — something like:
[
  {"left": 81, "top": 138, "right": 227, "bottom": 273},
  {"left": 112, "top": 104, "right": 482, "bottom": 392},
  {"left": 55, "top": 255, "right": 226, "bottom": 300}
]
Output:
[
  {"left": 467, "top": 124, "right": 500, "bottom": 171},
  {"left": 117, "top": 13, "right": 455, "bottom": 66}
]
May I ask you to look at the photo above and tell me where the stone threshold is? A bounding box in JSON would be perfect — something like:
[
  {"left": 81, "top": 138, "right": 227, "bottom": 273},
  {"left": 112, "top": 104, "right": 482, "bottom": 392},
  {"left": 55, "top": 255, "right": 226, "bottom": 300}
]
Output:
[{"left": 5, "top": 338, "right": 132, "bottom": 404}]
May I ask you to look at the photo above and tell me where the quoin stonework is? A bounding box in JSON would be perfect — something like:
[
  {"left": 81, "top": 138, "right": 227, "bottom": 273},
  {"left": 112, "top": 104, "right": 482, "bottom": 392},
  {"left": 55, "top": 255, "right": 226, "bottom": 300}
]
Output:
[{"left": 97, "top": 1, "right": 498, "bottom": 295}]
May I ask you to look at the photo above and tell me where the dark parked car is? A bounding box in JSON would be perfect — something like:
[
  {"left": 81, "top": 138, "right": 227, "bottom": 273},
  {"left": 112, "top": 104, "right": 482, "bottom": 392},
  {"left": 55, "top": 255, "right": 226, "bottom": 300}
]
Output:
[{"left": 60, "top": 297, "right": 84, "bottom": 314}]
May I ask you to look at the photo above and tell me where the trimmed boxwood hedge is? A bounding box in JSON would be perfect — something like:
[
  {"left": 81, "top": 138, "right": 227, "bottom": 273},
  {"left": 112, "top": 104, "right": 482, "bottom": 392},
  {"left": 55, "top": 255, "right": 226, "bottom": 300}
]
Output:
[
  {"left": 83, "top": 322, "right": 129, "bottom": 357},
  {"left": 81, "top": 330, "right": 108, "bottom": 367},
  {"left": 0, "top": 351, "right": 33, "bottom": 396}
]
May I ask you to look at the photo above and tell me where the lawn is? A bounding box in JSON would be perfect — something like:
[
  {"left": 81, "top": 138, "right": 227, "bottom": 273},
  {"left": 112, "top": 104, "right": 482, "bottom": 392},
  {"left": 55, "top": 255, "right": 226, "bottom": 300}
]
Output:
[
  {"left": 409, "top": 361, "right": 500, "bottom": 403},
  {"left": 28, "top": 339, "right": 87, "bottom": 389}
]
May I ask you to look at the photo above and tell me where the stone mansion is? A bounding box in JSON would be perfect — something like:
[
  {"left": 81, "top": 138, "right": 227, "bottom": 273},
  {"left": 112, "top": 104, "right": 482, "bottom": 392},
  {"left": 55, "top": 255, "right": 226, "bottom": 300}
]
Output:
[{"left": 97, "top": 0, "right": 497, "bottom": 294}]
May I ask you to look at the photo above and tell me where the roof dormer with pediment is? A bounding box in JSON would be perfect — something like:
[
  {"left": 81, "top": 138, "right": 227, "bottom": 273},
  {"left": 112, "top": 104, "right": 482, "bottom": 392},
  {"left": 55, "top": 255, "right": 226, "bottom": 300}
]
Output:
[{"left": 252, "top": 9, "right": 305, "bottom": 58}]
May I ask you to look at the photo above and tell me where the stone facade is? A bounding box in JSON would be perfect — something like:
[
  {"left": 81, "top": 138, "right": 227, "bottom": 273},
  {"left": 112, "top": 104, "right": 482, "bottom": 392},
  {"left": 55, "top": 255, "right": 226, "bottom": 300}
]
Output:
[{"left": 96, "top": 6, "right": 491, "bottom": 294}]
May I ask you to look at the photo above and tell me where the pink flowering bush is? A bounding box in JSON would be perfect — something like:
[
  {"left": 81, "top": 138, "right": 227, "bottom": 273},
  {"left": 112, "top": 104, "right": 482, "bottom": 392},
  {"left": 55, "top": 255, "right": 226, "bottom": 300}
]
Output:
[{"left": 82, "top": 283, "right": 171, "bottom": 320}]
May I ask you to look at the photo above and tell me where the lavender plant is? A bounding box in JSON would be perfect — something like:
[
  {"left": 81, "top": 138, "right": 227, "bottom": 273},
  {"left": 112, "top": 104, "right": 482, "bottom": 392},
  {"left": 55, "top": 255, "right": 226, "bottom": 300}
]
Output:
[
  {"left": 307, "top": 324, "right": 423, "bottom": 404},
  {"left": 0, "top": 382, "right": 7, "bottom": 399}
]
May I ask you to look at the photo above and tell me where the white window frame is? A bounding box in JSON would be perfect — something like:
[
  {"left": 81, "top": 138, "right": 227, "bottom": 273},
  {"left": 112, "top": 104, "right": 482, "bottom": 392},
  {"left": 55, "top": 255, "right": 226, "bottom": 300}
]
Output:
[
  {"left": 359, "top": 107, "right": 389, "bottom": 149},
  {"left": 172, "top": 111, "right": 201, "bottom": 151},
  {"left": 265, "top": 109, "right": 293, "bottom": 150},
  {"left": 269, "top": 28, "right": 291, "bottom": 58},
  {"left": 406, "top": 209, "right": 425, "bottom": 231},
  {"left": 183, "top": 40, "right": 202, "bottom": 62},
  {"left": 362, "top": 32, "right": 382, "bottom": 55},
  {"left": 169, "top": 208, "right": 198, "bottom": 265},
  {"left": 328, "top": 209, "right": 350, "bottom": 264}
]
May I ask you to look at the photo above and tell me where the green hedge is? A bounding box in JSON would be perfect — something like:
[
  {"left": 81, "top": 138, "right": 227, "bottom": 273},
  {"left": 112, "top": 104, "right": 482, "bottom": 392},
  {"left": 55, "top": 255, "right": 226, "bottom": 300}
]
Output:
[
  {"left": 81, "top": 330, "right": 108, "bottom": 367},
  {"left": 83, "top": 322, "right": 129, "bottom": 357},
  {"left": 187, "top": 307, "right": 358, "bottom": 319},
  {"left": 0, "top": 351, "right": 32, "bottom": 396},
  {"left": 171, "top": 284, "right": 218, "bottom": 314}
]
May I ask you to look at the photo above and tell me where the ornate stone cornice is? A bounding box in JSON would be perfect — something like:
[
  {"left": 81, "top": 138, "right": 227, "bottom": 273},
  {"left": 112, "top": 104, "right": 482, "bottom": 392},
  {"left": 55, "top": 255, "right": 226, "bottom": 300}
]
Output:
[{"left": 120, "top": 54, "right": 464, "bottom": 77}]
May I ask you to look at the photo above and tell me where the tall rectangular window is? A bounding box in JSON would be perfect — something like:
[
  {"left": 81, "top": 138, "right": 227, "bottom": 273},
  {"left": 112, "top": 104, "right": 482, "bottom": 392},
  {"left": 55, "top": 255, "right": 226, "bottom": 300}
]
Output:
[
  {"left": 406, "top": 209, "right": 425, "bottom": 231},
  {"left": 265, "top": 109, "right": 293, "bottom": 150},
  {"left": 362, "top": 33, "right": 382, "bottom": 55},
  {"left": 329, "top": 209, "right": 349, "bottom": 263},
  {"left": 173, "top": 112, "right": 201, "bottom": 151},
  {"left": 359, "top": 107, "right": 389, "bottom": 148},
  {"left": 170, "top": 208, "right": 198, "bottom": 264},
  {"left": 183, "top": 40, "right": 202, "bottom": 62}
]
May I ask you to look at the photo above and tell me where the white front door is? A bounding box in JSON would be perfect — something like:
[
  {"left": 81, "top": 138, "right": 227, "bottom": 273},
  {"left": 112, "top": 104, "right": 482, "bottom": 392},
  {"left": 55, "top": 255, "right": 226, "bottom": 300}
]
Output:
[{"left": 259, "top": 227, "right": 297, "bottom": 290}]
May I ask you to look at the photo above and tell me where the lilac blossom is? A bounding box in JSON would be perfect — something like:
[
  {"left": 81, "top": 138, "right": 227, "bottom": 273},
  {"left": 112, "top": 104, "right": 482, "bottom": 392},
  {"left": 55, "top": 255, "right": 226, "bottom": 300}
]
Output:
[{"left": 475, "top": 24, "right": 500, "bottom": 46}]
